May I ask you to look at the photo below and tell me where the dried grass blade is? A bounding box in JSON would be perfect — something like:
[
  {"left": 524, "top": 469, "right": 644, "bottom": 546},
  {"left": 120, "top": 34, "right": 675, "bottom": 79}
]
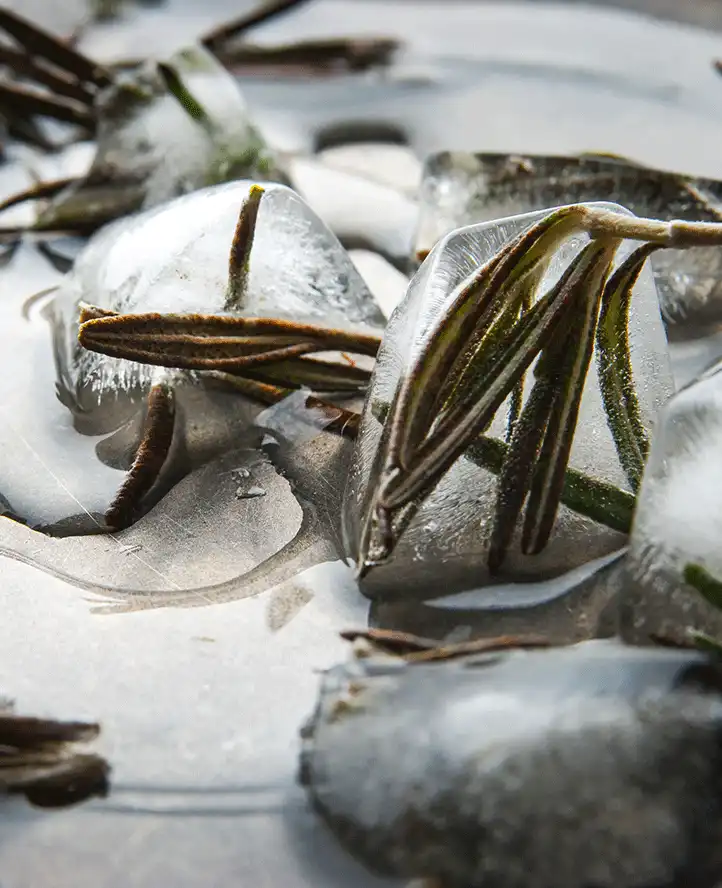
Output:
[
  {"left": 0, "top": 176, "right": 78, "bottom": 215},
  {"left": 201, "top": 0, "right": 313, "bottom": 53},
  {"left": 78, "top": 312, "right": 381, "bottom": 359},
  {"left": 0, "top": 81, "right": 94, "bottom": 128},
  {"left": 387, "top": 209, "right": 583, "bottom": 471},
  {"left": 0, "top": 45, "right": 95, "bottom": 104},
  {"left": 237, "top": 356, "right": 370, "bottom": 391},
  {"left": 438, "top": 258, "right": 550, "bottom": 421},
  {"left": 506, "top": 271, "right": 538, "bottom": 442}
]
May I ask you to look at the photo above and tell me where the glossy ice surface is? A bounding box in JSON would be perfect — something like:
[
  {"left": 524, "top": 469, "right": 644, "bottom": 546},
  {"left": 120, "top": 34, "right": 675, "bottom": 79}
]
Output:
[
  {"left": 344, "top": 202, "right": 674, "bottom": 600},
  {"left": 5, "top": 1, "right": 722, "bottom": 885},
  {"left": 415, "top": 151, "right": 722, "bottom": 343},
  {"left": 0, "top": 557, "right": 399, "bottom": 888},
  {"left": 52, "top": 179, "right": 384, "bottom": 400},
  {"left": 302, "top": 638, "right": 722, "bottom": 888}
]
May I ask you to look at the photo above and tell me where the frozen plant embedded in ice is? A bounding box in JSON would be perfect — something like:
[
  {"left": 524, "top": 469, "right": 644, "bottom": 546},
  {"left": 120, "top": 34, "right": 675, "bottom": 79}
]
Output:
[
  {"left": 22, "top": 43, "right": 287, "bottom": 233},
  {"left": 59, "top": 180, "right": 384, "bottom": 396},
  {"left": 53, "top": 180, "right": 384, "bottom": 529},
  {"left": 415, "top": 151, "right": 722, "bottom": 333},
  {"left": 343, "top": 202, "right": 673, "bottom": 600}
]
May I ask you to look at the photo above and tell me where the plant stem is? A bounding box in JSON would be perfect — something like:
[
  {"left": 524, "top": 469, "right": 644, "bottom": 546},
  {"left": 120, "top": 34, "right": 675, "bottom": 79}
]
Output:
[
  {"left": 684, "top": 563, "right": 722, "bottom": 610},
  {"left": 467, "top": 436, "right": 635, "bottom": 535}
]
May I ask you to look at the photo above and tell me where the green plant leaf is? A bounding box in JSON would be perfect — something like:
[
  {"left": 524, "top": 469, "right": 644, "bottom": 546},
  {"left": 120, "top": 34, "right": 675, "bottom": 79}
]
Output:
[{"left": 684, "top": 562, "right": 722, "bottom": 611}]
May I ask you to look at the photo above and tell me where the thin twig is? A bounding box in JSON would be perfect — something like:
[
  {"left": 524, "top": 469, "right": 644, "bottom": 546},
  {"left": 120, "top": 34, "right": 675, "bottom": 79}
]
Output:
[
  {"left": 0, "top": 81, "right": 94, "bottom": 129},
  {"left": 0, "top": 6, "right": 111, "bottom": 87},
  {"left": 0, "top": 45, "right": 95, "bottom": 105},
  {"left": 0, "top": 176, "right": 78, "bottom": 216},
  {"left": 201, "top": 0, "right": 314, "bottom": 53}
]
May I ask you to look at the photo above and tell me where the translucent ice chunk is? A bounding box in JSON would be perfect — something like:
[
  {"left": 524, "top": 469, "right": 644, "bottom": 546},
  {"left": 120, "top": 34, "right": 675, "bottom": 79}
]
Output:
[
  {"left": 369, "top": 548, "right": 626, "bottom": 646},
  {"left": 255, "top": 389, "right": 347, "bottom": 448},
  {"left": 621, "top": 359, "right": 722, "bottom": 645},
  {"left": 38, "top": 44, "right": 285, "bottom": 230},
  {"left": 415, "top": 151, "right": 722, "bottom": 335},
  {"left": 52, "top": 179, "right": 385, "bottom": 405},
  {"left": 344, "top": 202, "right": 674, "bottom": 601},
  {"left": 301, "top": 638, "right": 722, "bottom": 888}
]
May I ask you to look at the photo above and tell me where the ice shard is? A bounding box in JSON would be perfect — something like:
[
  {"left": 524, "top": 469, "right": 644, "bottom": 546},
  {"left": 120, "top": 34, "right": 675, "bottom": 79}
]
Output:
[{"left": 343, "top": 202, "right": 673, "bottom": 601}]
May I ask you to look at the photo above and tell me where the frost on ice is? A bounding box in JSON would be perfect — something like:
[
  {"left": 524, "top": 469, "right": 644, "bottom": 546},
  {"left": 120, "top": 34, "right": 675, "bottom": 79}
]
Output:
[
  {"left": 52, "top": 180, "right": 385, "bottom": 404},
  {"left": 300, "top": 638, "right": 722, "bottom": 888},
  {"left": 622, "top": 358, "right": 722, "bottom": 645}
]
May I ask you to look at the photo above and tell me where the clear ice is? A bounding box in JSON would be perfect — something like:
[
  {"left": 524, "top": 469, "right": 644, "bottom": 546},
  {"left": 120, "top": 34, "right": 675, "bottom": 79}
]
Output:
[
  {"left": 621, "top": 358, "right": 722, "bottom": 644},
  {"left": 344, "top": 202, "right": 674, "bottom": 601},
  {"left": 415, "top": 151, "right": 722, "bottom": 337},
  {"left": 52, "top": 179, "right": 385, "bottom": 403}
]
